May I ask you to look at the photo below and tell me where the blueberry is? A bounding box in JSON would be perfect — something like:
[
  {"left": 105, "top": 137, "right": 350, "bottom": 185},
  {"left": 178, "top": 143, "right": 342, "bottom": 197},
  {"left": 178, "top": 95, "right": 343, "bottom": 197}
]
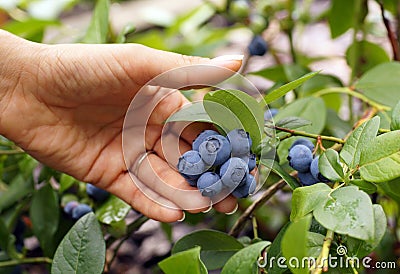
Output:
[
  {"left": 177, "top": 150, "right": 207, "bottom": 178},
  {"left": 64, "top": 200, "right": 79, "bottom": 215},
  {"left": 86, "top": 183, "right": 109, "bottom": 202},
  {"left": 264, "top": 108, "right": 278, "bottom": 120},
  {"left": 227, "top": 129, "right": 252, "bottom": 156},
  {"left": 192, "top": 130, "right": 219, "bottom": 151},
  {"left": 199, "top": 135, "right": 231, "bottom": 166},
  {"left": 289, "top": 138, "right": 315, "bottom": 153},
  {"left": 220, "top": 157, "right": 249, "bottom": 188},
  {"left": 181, "top": 173, "right": 198, "bottom": 187},
  {"left": 72, "top": 204, "right": 93, "bottom": 220},
  {"left": 233, "top": 174, "right": 257, "bottom": 198},
  {"left": 197, "top": 172, "right": 223, "bottom": 197},
  {"left": 240, "top": 153, "right": 257, "bottom": 171},
  {"left": 298, "top": 172, "right": 319, "bottom": 186},
  {"left": 310, "top": 156, "right": 330, "bottom": 183},
  {"left": 287, "top": 144, "right": 313, "bottom": 172},
  {"left": 248, "top": 35, "right": 268, "bottom": 56}
]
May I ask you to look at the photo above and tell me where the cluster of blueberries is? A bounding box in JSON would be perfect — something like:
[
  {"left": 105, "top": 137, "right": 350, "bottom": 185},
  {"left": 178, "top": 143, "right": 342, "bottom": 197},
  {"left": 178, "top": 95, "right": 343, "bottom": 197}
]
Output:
[
  {"left": 63, "top": 184, "right": 109, "bottom": 220},
  {"left": 287, "top": 138, "right": 330, "bottom": 186},
  {"left": 177, "top": 129, "right": 257, "bottom": 198}
]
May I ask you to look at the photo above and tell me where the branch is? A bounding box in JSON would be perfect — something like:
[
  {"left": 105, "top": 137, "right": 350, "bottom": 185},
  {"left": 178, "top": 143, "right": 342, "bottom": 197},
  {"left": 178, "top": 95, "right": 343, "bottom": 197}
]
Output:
[
  {"left": 379, "top": 0, "right": 400, "bottom": 61},
  {"left": 0, "top": 257, "right": 52, "bottom": 267},
  {"left": 229, "top": 180, "right": 286, "bottom": 237},
  {"left": 274, "top": 126, "right": 345, "bottom": 144}
]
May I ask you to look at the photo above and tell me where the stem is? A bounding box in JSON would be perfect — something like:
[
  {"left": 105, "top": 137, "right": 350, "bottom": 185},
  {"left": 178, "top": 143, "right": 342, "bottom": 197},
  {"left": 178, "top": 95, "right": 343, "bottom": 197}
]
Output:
[
  {"left": 106, "top": 215, "right": 148, "bottom": 247},
  {"left": 272, "top": 125, "right": 345, "bottom": 144},
  {"left": 378, "top": 128, "right": 390, "bottom": 134},
  {"left": 312, "top": 230, "right": 334, "bottom": 274},
  {"left": 349, "top": 0, "right": 363, "bottom": 82},
  {"left": 314, "top": 87, "right": 390, "bottom": 111},
  {"left": 0, "top": 257, "right": 52, "bottom": 267},
  {"left": 287, "top": 0, "right": 296, "bottom": 63},
  {"left": 229, "top": 180, "right": 286, "bottom": 237},
  {"left": 379, "top": 0, "right": 400, "bottom": 60},
  {"left": 0, "top": 149, "right": 25, "bottom": 155},
  {"left": 252, "top": 216, "right": 258, "bottom": 239}
]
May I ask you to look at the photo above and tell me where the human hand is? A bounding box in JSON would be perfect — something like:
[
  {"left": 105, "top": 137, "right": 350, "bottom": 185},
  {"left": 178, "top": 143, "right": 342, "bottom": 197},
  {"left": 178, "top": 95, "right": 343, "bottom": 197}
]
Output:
[{"left": 0, "top": 30, "right": 243, "bottom": 222}]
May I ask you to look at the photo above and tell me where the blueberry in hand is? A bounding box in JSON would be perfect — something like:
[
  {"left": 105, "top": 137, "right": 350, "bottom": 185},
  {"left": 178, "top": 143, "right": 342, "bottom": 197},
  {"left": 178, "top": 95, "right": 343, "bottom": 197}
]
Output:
[
  {"left": 71, "top": 204, "right": 92, "bottom": 220},
  {"left": 227, "top": 129, "right": 252, "bottom": 156},
  {"left": 220, "top": 157, "right": 249, "bottom": 188},
  {"left": 86, "top": 183, "right": 109, "bottom": 202},
  {"left": 289, "top": 138, "right": 315, "bottom": 152},
  {"left": 64, "top": 200, "right": 79, "bottom": 215},
  {"left": 192, "top": 130, "right": 219, "bottom": 151},
  {"left": 199, "top": 135, "right": 231, "bottom": 166},
  {"left": 298, "top": 172, "right": 319, "bottom": 186},
  {"left": 233, "top": 173, "right": 256, "bottom": 198},
  {"left": 248, "top": 35, "right": 268, "bottom": 56},
  {"left": 197, "top": 172, "right": 223, "bottom": 197},
  {"left": 181, "top": 173, "right": 198, "bottom": 187},
  {"left": 287, "top": 144, "right": 313, "bottom": 172},
  {"left": 310, "top": 156, "right": 330, "bottom": 183},
  {"left": 177, "top": 150, "right": 207, "bottom": 179},
  {"left": 264, "top": 108, "right": 278, "bottom": 120},
  {"left": 240, "top": 153, "right": 256, "bottom": 171}
]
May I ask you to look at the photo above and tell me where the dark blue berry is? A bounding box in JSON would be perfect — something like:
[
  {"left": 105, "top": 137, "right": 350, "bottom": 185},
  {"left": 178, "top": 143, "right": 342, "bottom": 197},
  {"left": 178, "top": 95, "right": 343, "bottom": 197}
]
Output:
[
  {"left": 227, "top": 129, "right": 252, "bottom": 156},
  {"left": 264, "top": 108, "right": 278, "bottom": 120},
  {"left": 248, "top": 35, "right": 268, "bottom": 56},
  {"left": 298, "top": 172, "right": 319, "bottom": 186},
  {"left": 240, "top": 153, "right": 257, "bottom": 171},
  {"left": 233, "top": 174, "right": 256, "bottom": 198},
  {"left": 197, "top": 172, "right": 223, "bottom": 197},
  {"left": 220, "top": 157, "right": 249, "bottom": 188},
  {"left": 72, "top": 204, "right": 93, "bottom": 220},
  {"left": 86, "top": 184, "right": 109, "bottom": 202},
  {"left": 199, "top": 135, "right": 231, "bottom": 166},
  {"left": 64, "top": 200, "right": 79, "bottom": 215},
  {"left": 289, "top": 138, "right": 315, "bottom": 153},
  {"left": 192, "top": 130, "right": 219, "bottom": 151},
  {"left": 310, "top": 156, "right": 330, "bottom": 183},
  {"left": 177, "top": 150, "right": 207, "bottom": 179},
  {"left": 287, "top": 144, "right": 313, "bottom": 172}
]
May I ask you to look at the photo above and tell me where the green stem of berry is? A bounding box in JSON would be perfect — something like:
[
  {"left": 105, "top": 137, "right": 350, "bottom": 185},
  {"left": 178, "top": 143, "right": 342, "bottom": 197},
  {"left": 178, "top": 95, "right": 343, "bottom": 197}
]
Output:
[
  {"left": 273, "top": 126, "right": 345, "bottom": 144},
  {"left": 252, "top": 216, "right": 259, "bottom": 239},
  {"left": 313, "top": 87, "right": 390, "bottom": 111},
  {"left": 0, "top": 149, "right": 25, "bottom": 155},
  {"left": 0, "top": 257, "right": 52, "bottom": 267},
  {"left": 312, "top": 229, "right": 334, "bottom": 274}
]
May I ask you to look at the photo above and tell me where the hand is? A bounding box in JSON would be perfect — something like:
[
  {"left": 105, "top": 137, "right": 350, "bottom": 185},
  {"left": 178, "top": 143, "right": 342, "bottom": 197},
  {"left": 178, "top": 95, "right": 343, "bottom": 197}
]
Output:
[{"left": 0, "top": 30, "right": 243, "bottom": 222}]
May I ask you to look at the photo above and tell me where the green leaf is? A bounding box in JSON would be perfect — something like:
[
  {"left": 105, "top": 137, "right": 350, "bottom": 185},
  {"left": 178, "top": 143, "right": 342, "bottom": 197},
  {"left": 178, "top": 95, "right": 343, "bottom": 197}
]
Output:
[
  {"left": 260, "top": 159, "right": 301, "bottom": 189},
  {"left": 344, "top": 204, "right": 387, "bottom": 257},
  {"left": 273, "top": 97, "right": 326, "bottom": 134},
  {"left": 319, "top": 149, "right": 345, "bottom": 182},
  {"left": 307, "top": 232, "right": 324, "bottom": 258},
  {"left": 290, "top": 183, "right": 331, "bottom": 221},
  {"left": 328, "top": 0, "right": 356, "bottom": 38},
  {"left": 116, "top": 23, "right": 136, "bottom": 43},
  {"left": 360, "top": 130, "right": 400, "bottom": 182},
  {"left": 0, "top": 174, "right": 33, "bottom": 213},
  {"left": 281, "top": 215, "right": 312, "bottom": 274},
  {"left": 30, "top": 184, "right": 60, "bottom": 256},
  {"left": 159, "top": 246, "right": 207, "bottom": 274},
  {"left": 266, "top": 222, "right": 290, "bottom": 274},
  {"left": 391, "top": 101, "right": 400, "bottom": 130},
  {"left": 355, "top": 62, "right": 400, "bottom": 108},
  {"left": 221, "top": 241, "right": 270, "bottom": 274},
  {"left": 263, "top": 72, "right": 319, "bottom": 104},
  {"left": 59, "top": 174, "right": 76, "bottom": 194},
  {"left": 172, "top": 229, "right": 244, "bottom": 270},
  {"left": 0, "top": 218, "right": 22, "bottom": 260},
  {"left": 204, "top": 89, "right": 264, "bottom": 150},
  {"left": 346, "top": 41, "right": 390, "bottom": 76},
  {"left": 82, "top": 0, "right": 110, "bottom": 43},
  {"left": 95, "top": 195, "right": 131, "bottom": 225},
  {"left": 325, "top": 109, "right": 352, "bottom": 139},
  {"left": 275, "top": 117, "right": 312, "bottom": 130},
  {"left": 166, "top": 102, "right": 213, "bottom": 124},
  {"left": 379, "top": 177, "right": 400, "bottom": 204},
  {"left": 250, "top": 64, "right": 309, "bottom": 82},
  {"left": 340, "top": 116, "right": 380, "bottom": 169},
  {"left": 314, "top": 186, "right": 375, "bottom": 241},
  {"left": 3, "top": 19, "right": 60, "bottom": 42},
  {"left": 349, "top": 179, "right": 377, "bottom": 194},
  {"left": 51, "top": 213, "right": 105, "bottom": 274}
]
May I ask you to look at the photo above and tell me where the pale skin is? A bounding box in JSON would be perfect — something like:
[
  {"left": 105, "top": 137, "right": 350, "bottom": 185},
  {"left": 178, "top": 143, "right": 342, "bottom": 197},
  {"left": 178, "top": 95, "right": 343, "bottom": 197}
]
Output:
[{"left": 0, "top": 30, "right": 243, "bottom": 222}]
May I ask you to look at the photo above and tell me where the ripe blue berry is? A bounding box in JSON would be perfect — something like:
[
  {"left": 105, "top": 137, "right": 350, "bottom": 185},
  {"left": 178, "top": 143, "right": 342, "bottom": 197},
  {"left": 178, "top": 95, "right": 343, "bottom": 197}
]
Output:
[
  {"left": 71, "top": 204, "right": 92, "bottom": 220},
  {"left": 298, "top": 172, "right": 319, "bottom": 186},
  {"left": 220, "top": 157, "right": 249, "bottom": 188},
  {"left": 64, "top": 200, "right": 79, "bottom": 215},
  {"left": 177, "top": 150, "right": 207, "bottom": 178},
  {"left": 199, "top": 135, "right": 231, "bottom": 166},
  {"left": 248, "top": 35, "right": 268, "bottom": 56},
  {"left": 289, "top": 138, "right": 315, "bottom": 153},
  {"left": 287, "top": 144, "right": 313, "bottom": 172},
  {"left": 310, "top": 156, "right": 330, "bottom": 183},
  {"left": 197, "top": 172, "right": 223, "bottom": 197},
  {"left": 227, "top": 129, "right": 252, "bottom": 156},
  {"left": 264, "top": 108, "right": 278, "bottom": 120},
  {"left": 181, "top": 174, "right": 198, "bottom": 187},
  {"left": 233, "top": 174, "right": 256, "bottom": 198},
  {"left": 240, "top": 153, "right": 257, "bottom": 171},
  {"left": 192, "top": 130, "right": 219, "bottom": 151},
  {"left": 86, "top": 184, "right": 109, "bottom": 202}
]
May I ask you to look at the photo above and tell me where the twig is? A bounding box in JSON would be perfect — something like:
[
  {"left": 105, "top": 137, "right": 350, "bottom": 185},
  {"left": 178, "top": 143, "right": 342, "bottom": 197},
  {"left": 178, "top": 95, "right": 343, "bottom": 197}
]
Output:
[
  {"left": 379, "top": 0, "right": 400, "bottom": 61},
  {"left": 229, "top": 180, "right": 286, "bottom": 237},
  {"left": 0, "top": 257, "right": 52, "bottom": 267},
  {"left": 0, "top": 149, "right": 25, "bottom": 155},
  {"left": 311, "top": 230, "right": 334, "bottom": 274},
  {"left": 106, "top": 215, "right": 149, "bottom": 247},
  {"left": 272, "top": 125, "right": 345, "bottom": 144}
]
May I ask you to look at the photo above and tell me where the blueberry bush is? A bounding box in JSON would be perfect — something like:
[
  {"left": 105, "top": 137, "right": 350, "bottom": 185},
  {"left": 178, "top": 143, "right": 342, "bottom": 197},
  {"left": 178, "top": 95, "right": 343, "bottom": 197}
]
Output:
[{"left": 1, "top": 0, "right": 400, "bottom": 273}]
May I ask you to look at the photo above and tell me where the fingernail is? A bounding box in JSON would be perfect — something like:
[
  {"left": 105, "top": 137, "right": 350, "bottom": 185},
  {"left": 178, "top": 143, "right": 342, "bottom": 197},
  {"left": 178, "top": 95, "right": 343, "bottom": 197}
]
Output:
[
  {"left": 225, "top": 204, "right": 238, "bottom": 215},
  {"left": 211, "top": 54, "right": 244, "bottom": 62},
  {"left": 202, "top": 204, "right": 213, "bottom": 213},
  {"left": 177, "top": 212, "right": 186, "bottom": 222}
]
